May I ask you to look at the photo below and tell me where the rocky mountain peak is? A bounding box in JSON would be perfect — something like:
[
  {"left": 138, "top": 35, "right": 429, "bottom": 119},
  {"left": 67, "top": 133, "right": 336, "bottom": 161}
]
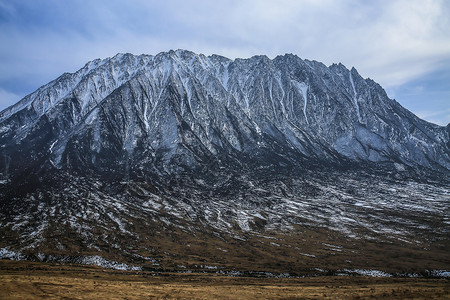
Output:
[
  {"left": 0, "top": 50, "right": 449, "bottom": 275},
  {"left": 0, "top": 50, "right": 449, "bottom": 179}
]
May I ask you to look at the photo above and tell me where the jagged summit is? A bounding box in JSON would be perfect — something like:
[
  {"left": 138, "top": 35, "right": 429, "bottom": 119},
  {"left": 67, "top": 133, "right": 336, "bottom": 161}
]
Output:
[{"left": 0, "top": 50, "right": 448, "bottom": 178}]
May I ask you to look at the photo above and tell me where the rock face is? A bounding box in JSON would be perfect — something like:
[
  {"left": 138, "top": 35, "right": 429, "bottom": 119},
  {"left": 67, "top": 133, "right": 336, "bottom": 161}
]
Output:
[
  {"left": 0, "top": 50, "right": 449, "bottom": 274},
  {"left": 1, "top": 49, "right": 448, "bottom": 179}
]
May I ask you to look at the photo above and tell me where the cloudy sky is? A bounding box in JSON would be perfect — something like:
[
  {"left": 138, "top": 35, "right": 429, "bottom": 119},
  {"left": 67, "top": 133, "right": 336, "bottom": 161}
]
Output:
[{"left": 1, "top": 0, "right": 449, "bottom": 125}]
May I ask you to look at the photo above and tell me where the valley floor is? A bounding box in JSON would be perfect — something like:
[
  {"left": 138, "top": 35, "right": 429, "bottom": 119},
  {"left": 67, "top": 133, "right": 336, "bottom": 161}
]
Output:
[{"left": 0, "top": 260, "right": 449, "bottom": 299}]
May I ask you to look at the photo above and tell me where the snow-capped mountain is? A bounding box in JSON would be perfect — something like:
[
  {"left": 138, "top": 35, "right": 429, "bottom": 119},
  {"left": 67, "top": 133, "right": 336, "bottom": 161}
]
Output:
[{"left": 0, "top": 50, "right": 448, "bottom": 275}]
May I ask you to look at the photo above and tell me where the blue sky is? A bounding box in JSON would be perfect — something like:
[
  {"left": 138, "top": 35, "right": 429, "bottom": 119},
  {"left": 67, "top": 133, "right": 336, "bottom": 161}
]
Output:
[{"left": 0, "top": 0, "right": 449, "bottom": 125}]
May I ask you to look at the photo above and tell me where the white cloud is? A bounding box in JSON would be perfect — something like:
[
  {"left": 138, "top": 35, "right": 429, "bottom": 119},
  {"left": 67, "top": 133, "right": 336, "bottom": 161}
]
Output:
[
  {"left": 3, "top": 1, "right": 450, "bottom": 81},
  {"left": 0, "top": 88, "right": 21, "bottom": 111},
  {"left": 122, "top": 0, "right": 450, "bottom": 88},
  {"left": 416, "top": 109, "right": 450, "bottom": 126}
]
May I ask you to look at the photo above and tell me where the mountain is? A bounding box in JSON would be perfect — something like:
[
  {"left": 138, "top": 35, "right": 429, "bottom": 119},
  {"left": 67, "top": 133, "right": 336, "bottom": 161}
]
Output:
[{"left": 0, "top": 50, "right": 449, "bottom": 275}]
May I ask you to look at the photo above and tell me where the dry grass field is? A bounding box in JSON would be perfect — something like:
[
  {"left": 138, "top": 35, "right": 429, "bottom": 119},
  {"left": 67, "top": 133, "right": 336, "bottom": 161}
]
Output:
[{"left": 0, "top": 260, "right": 449, "bottom": 299}]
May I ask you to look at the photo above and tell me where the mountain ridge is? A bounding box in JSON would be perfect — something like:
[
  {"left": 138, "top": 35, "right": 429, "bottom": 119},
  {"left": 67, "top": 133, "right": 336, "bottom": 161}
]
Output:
[
  {"left": 1, "top": 50, "right": 448, "bottom": 178},
  {"left": 0, "top": 50, "right": 448, "bottom": 275}
]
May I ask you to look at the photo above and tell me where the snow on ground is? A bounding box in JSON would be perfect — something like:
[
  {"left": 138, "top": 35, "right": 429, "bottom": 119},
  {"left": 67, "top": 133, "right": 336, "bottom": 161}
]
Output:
[{"left": 344, "top": 269, "right": 392, "bottom": 277}]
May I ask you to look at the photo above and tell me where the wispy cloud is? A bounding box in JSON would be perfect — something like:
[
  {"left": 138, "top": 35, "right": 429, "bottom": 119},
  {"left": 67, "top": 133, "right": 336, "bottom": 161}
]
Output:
[
  {"left": 0, "top": 88, "right": 21, "bottom": 110},
  {"left": 416, "top": 109, "right": 450, "bottom": 126}
]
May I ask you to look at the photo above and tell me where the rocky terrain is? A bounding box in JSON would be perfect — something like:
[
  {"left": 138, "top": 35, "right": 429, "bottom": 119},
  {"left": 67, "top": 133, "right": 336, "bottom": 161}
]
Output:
[{"left": 0, "top": 50, "right": 448, "bottom": 276}]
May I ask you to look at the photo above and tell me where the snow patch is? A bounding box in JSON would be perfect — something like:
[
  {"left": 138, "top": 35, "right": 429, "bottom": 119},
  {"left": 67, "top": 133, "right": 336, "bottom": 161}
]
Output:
[
  {"left": 344, "top": 269, "right": 392, "bottom": 277},
  {"left": 77, "top": 255, "right": 142, "bottom": 271},
  {"left": 291, "top": 80, "right": 309, "bottom": 124},
  {"left": 430, "top": 270, "right": 450, "bottom": 278},
  {"left": 299, "top": 252, "right": 316, "bottom": 258},
  {"left": 349, "top": 71, "right": 361, "bottom": 122},
  {"left": 0, "top": 248, "right": 25, "bottom": 260}
]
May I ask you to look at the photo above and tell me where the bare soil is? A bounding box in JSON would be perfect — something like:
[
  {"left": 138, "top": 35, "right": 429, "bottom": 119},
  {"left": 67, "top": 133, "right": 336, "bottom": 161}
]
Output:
[{"left": 1, "top": 260, "right": 449, "bottom": 299}]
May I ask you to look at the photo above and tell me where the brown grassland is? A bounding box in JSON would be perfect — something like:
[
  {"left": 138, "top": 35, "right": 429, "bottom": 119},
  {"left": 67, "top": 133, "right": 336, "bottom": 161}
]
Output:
[{"left": 0, "top": 260, "right": 449, "bottom": 299}]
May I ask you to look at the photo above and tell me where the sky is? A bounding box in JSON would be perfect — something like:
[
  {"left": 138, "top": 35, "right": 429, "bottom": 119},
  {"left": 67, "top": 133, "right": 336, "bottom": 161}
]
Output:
[{"left": 0, "top": 0, "right": 449, "bottom": 125}]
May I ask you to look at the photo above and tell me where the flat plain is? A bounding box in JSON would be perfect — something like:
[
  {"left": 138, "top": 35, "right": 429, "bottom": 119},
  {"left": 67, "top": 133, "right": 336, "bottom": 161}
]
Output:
[{"left": 0, "top": 260, "right": 449, "bottom": 299}]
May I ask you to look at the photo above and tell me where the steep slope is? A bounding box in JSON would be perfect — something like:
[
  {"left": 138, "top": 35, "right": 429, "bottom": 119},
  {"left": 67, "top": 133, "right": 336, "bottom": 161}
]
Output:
[
  {"left": 1, "top": 50, "right": 448, "bottom": 180},
  {"left": 0, "top": 50, "right": 448, "bottom": 275}
]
